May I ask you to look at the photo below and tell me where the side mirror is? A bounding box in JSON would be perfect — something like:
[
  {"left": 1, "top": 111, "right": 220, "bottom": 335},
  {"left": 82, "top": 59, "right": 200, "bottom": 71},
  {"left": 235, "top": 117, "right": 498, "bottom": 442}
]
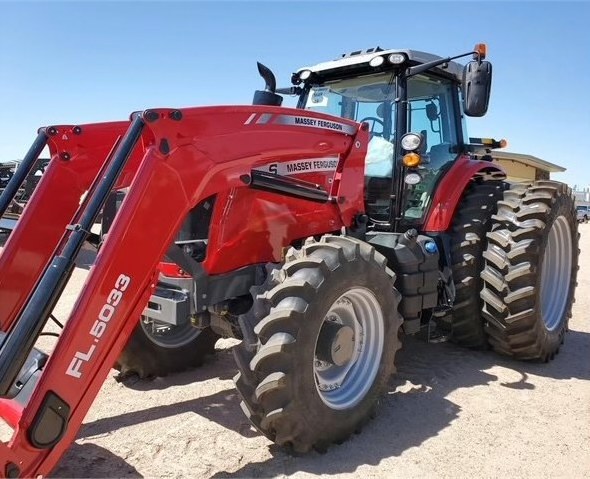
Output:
[{"left": 462, "top": 60, "right": 492, "bottom": 117}]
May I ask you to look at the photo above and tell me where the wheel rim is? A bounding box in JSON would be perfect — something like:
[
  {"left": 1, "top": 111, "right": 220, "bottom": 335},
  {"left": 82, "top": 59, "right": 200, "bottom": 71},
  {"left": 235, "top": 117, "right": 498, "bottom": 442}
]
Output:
[
  {"left": 140, "top": 318, "right": 202, "bottom": 349},
  {"left": 314, "top": 287, "right": 385, "bottom": 410},
  {"left": 539, "top": 215, "right": 573, "bottom": 331}
]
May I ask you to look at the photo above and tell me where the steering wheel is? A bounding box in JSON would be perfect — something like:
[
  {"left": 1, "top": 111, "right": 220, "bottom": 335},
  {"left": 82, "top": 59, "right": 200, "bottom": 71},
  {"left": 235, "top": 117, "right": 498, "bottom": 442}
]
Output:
[{"left": 360, "top": 117, "right": 385, "bottom": 137}]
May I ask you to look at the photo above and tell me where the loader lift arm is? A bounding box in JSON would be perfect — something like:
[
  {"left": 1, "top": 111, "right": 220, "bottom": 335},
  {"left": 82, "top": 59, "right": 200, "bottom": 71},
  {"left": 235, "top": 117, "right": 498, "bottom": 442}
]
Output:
[
  {"left": 0, "top": 106, "right": 366, "bottom": 478},
  {"left": 0, "top": 120, "right": 142, "bottom": 333}
]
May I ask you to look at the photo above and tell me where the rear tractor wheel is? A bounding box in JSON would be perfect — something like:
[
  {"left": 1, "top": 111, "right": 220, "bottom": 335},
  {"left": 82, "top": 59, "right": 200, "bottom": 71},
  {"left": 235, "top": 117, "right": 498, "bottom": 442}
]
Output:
[
  {"left": 480, "top": 180, "right": 579, "bottom": 360},
  {"left": 449, "top": 179, "right": 505, "bottom": 347},
  {"left": 234, "top": 235, "right": 402, "bottom": 452}
]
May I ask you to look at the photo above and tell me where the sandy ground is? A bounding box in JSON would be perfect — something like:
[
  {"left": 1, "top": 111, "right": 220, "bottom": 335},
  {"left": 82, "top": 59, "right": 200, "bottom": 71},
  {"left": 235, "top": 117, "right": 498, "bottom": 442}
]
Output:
[{"left": 6, "top": 225, "right": 590, "bottom": 478}]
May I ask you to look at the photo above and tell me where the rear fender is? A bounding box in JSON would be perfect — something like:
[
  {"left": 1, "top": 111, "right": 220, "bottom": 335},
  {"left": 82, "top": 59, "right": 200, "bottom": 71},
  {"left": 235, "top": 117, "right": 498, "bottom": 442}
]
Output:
[{"left": 423, "top": 155, "right": 505, "bottom": 233}]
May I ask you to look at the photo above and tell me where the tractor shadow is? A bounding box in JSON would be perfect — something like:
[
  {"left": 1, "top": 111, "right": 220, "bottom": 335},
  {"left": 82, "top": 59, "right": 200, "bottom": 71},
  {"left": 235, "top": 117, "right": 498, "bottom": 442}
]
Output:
[
  {"left": 52, "top": 442, "right": 143, "bottom": 478},
  {"left": 79, "top": 348, "right": 257, "bottom": 440},
  {"left": 58, "top": 329, "right": 589, "bottom": 478},
  {"left": 212, "top": 329, "right": 590, "bottom": 477}
]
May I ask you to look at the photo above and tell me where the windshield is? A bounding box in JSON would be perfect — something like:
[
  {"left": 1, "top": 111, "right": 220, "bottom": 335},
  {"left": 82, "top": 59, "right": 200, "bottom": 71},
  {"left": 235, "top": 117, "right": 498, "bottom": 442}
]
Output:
[
  {"left": 304, "top": 72, "right": 397, "bottom": 140},
  {"left": 303, "top": 72, "right": 460, "bottom": 223}
]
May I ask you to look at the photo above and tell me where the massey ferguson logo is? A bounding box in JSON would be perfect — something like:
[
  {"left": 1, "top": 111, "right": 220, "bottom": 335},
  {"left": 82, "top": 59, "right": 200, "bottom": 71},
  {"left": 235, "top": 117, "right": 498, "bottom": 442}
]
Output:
[{"left": 66, "top": 274, "right": 131, "bottom": 379}]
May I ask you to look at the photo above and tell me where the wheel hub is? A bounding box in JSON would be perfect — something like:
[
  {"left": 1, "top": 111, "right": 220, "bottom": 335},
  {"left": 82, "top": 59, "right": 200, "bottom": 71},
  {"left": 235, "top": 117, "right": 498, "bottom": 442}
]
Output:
[
  {"left": 313, "top": 287, "right": 385, "bottom": 410},
  {"left": 316, "top": 321, "right": 355, "bottom": 366}
]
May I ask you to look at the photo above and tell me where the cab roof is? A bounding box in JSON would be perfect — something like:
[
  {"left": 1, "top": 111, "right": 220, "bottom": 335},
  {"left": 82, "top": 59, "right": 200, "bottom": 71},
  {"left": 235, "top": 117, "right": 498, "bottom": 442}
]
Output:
[{"left": 297, "top": 48, "right": 464, "bottom": 83}]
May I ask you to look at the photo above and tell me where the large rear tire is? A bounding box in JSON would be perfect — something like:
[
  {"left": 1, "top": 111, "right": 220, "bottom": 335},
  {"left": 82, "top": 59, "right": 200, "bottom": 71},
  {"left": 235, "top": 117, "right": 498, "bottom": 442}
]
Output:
[
  {"left": 234, "top": 235, "right": 402, "bottom": 452},
  {"left": 449, "top": 180, "right": 505, "bottom": 347},
  {"left": 480, "top": 181, "right": 579, "bottom": 360},
  {"left": 116, "top": 321, "right": 219, "bottom": 379}
]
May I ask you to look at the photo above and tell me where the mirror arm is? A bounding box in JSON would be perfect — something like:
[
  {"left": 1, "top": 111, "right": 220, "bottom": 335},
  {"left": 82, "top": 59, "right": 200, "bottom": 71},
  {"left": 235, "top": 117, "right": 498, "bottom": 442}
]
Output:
[
  {"left": 276, "top": 86, "right": 304, "bottom": 95},
  {"left": 406, "top": 50, "right": 481, "bottom": 78}
]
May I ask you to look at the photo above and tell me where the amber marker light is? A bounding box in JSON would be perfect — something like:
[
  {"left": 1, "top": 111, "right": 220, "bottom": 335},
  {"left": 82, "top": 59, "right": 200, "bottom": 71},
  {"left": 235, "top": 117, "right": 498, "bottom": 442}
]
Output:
[
  {"left": 402, "top": 152, "right": 421, "bottom": 168},
  {"left": 474, "top": 43, "right": 487, "bottom": 60}
]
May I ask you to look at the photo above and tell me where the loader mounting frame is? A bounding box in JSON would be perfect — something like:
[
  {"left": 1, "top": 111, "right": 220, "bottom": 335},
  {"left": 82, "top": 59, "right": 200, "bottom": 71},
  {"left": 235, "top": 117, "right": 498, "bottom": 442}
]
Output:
[{"left": 0, "top": 105, "right": 367, "bottom": 477}]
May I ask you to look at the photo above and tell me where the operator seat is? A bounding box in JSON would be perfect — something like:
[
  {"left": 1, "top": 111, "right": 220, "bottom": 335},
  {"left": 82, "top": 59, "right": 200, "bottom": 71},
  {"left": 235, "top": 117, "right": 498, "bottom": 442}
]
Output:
[{"left": 364, "top": 135, "right": 394, "bottom": 221}]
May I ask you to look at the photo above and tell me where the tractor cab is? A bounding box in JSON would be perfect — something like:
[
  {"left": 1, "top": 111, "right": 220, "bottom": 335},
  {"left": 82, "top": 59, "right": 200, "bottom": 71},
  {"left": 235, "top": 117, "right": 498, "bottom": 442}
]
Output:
[
  {"left": 294, "top": 46, "right": 491, "bottom": 230},
  {"left": 265, "top": 45, "right": 492, "bottom": 231},
  {"left": 253, "top": 46, "right": 495, "bottom": 335}
]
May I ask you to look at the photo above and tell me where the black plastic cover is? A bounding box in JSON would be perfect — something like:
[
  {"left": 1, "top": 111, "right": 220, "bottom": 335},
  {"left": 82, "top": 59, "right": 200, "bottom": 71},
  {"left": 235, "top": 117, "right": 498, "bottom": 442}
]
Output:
[
  {"left": 367, "top": 232, "right": 440, "bottom": 329},
  {"left": 462, "top": 60, "right": 492, "bottom": 117},
  {"left": 28, "top": 391, "right": 70, "bottom": 449},
  {"left": 253, "top": 90, "right": 283, "bottom": 106}
]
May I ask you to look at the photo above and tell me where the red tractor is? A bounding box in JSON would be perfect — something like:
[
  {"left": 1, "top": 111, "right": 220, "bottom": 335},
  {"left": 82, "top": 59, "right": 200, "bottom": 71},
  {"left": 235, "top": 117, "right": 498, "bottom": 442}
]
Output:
[{"left": 0, "top": 43, "right": 578, "bottom": 477}]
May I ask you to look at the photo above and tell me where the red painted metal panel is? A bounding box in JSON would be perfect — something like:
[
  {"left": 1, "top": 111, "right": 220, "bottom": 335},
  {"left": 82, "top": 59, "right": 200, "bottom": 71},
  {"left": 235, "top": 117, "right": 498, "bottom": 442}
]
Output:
[
  {"left": 0, "top": 121, "right": 151, "bottom": 331},
  {"left": 423, "top": 155, "right": 505, "bottom": 232},
  {"left": 0, "top": 105, "right": 368, "bottom": 476}
]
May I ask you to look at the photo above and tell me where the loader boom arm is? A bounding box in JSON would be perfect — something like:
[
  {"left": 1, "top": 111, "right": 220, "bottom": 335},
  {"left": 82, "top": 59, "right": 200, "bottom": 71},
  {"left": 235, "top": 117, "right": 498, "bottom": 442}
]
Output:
[
  {"left": 0, "top": 106, "right": 367, "bottom": 477},
  {"left": 0, "top": 120, "right": 143, "bottom": 333}
]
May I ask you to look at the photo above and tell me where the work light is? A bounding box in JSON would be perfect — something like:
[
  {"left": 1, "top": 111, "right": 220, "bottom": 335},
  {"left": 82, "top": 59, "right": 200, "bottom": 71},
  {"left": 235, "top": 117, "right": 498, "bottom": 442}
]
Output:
[
  {"left": 388, "top": 53, "right": 406, "bottom": 65},
  {"left": 400, "top": 132, "right": 423, "bottom": 151}
]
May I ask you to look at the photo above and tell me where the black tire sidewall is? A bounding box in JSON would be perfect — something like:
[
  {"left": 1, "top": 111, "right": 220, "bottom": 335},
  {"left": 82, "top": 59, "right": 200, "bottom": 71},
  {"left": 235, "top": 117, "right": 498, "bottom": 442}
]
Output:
[
  {"left": 449, "top": 180, "right": 504, "bottom": 347},
  {"left": 285, "top": 255, "right": 398, "bottom": 443},
  {"left": 116, "top": 323, "right": 219, "bottom": 377},
  {"left": 531, "top": 193, "right": 578, "bottom": 350}
]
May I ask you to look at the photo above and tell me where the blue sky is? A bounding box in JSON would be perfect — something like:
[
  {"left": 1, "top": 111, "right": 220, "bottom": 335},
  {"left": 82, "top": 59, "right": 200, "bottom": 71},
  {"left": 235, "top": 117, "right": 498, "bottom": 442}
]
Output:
[{"left": 1, "top": 1, "right": 589, "bottom": 188}]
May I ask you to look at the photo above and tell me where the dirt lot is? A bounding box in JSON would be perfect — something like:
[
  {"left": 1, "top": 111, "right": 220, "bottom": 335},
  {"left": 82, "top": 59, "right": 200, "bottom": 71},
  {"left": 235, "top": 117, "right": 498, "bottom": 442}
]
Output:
[{"left": 14, "top": 224, "right": 590, "bottom": 478}]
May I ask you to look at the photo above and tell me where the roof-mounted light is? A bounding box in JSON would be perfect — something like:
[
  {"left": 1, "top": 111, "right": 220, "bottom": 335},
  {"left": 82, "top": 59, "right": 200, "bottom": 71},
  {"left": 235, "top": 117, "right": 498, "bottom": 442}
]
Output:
[
  {"left": 299, "top": 69, "right": 312, "bottom": 81},
  {"left": 369, "top": 56, "right": 385, "bottom": 67},
  {"left": 388, "top": 53, "right": 406, "bottom": 65}
]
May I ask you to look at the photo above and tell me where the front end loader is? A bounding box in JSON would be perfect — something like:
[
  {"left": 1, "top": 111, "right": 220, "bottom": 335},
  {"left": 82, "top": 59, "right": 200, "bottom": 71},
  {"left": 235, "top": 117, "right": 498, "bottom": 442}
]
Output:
[{"left": 0, "top": 43, "right": 578, "bottom": 476}]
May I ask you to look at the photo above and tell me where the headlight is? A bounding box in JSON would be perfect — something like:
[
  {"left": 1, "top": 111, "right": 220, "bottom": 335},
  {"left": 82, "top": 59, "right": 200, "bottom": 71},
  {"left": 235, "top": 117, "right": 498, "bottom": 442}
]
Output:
[
  {"left": 401, "top": 132, "right": 423, "bottom": 151},
  {"left": 369, "top": 56, "right": 385, "bottom": 67},
  {"left": 388, "top": 53, "right": 406, "bottom": 65},
  {"left": 299, "top": 69, "right": 312, "bottom": 81}
]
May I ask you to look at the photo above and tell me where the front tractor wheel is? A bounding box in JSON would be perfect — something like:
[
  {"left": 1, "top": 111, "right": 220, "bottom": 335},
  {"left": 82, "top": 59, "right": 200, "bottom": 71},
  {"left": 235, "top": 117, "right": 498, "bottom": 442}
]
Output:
[
  {"left": 234, "top": 235, "right": 402, "bottom": 452},
  {"left": 116, "top": 320, "right": 219, "bottom": 379},
  {"left": 480, "top": 181, "right": 579, "bottom": 360}
]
